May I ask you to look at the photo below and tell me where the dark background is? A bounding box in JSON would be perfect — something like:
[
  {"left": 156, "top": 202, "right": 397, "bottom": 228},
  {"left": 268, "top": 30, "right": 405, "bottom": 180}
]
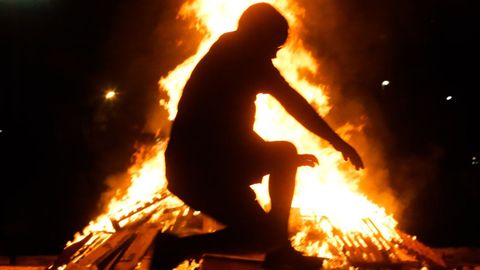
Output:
[{"left": 1, "top": 0, "right": 478, "bottom": 256}]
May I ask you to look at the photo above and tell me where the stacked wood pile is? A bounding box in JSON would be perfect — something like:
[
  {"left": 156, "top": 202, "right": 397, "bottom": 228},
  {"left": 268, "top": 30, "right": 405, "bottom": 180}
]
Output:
[{"left": 46, "top": 195, "right": 450, "bottom": 270}]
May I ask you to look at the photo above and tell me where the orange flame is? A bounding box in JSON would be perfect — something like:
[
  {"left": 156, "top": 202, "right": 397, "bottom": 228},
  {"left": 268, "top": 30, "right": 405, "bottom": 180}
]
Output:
[
  {"left": 65, "top": 0, "right": 402, "bottom": 267},
  {"left": 159, "top": 0, "right": 401, "bottom": 259}
]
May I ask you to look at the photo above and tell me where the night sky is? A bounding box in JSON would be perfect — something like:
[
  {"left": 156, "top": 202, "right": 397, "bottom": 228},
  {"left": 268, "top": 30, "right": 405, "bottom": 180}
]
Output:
[{"left": 1, "top": 0, "right": 478, "bottom": 256}]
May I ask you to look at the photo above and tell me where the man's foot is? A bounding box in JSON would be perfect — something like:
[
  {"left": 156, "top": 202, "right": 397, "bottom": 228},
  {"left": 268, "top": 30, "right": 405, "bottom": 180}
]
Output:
[
  {"left": 150, "top": 232, "right": 187, "bottom": 270},
  {"left": 262, "top": 245, "right": 324, "bottom": 270}
]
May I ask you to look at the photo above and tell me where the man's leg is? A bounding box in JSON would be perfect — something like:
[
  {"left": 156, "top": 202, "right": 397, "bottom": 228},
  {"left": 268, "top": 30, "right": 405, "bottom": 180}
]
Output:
[
  {"left": 264, "top": 141, "right": 298, "bottom": 240},
  {"left": 180, "top": 140, "right": 300, "bottom": 251},
  {"left": 151, "top": 187, "right": 275, "bottom": 270},
  {"left": 260, "top": 142, "right": 324, "bottom": 270},
  {"left": 152, "top": 141, "right": 300, "bottom": 269}
]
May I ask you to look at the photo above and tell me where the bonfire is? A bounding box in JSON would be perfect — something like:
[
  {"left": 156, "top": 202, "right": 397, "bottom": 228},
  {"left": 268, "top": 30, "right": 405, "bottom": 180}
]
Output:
[{"left": 49, "top": 1, "right": 447, "bottom": 269}]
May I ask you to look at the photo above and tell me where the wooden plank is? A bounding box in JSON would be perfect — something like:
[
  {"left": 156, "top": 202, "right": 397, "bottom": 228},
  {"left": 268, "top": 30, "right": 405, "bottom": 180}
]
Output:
[
  {"left": 64, "top": 264, "right": 90, "bottom": 270},
  {"left": 201, "top": 254, "right": 263, "bottom": 270},
  {"left": 101, "top": 246, "right": 131, "bottom": 270},
  {"left": 397, "top": 230, "right": 447, "bottom": 268},
  {"left": 50, "top": 234, "right": 93, "bottom": 269},
  {"left": 66, "top": 231, "right": 135, "bottom": 269},
  {"left": 113, "top": 225, "right": 159, "bottom": 270},
  {"left": 134, "top": 248, "right": 154, "bottom": 270}
]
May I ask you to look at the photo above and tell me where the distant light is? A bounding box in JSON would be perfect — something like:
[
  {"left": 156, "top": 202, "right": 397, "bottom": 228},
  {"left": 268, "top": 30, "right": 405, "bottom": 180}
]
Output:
[
  {"left": 473, "top": 156, "right": 479, "bottom": 165},
  {"left": 381, "top": 80, "right": 390, "bottom": 87},
  {"left": 105, "top": 90, "right": 117, "bottom": 100},
  {"left": 446, "top": 96, "right": 453, "bottom": 101}
]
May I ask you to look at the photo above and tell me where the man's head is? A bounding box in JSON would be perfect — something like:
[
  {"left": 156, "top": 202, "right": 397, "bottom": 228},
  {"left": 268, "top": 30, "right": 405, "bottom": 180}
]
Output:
[{"left": 237, "top": 3, "right": 289, "bottom": 58}]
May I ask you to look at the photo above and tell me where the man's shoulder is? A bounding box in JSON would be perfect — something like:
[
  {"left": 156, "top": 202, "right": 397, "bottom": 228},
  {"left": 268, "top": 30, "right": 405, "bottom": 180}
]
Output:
[{"left": 212, "top": 32, "right": 236, "bottom": 48}]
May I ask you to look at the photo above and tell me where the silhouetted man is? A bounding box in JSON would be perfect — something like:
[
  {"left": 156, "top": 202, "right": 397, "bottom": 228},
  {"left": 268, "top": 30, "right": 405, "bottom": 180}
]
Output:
[{"left": 152, "top": 3, "right": 364, "bottom": 270}]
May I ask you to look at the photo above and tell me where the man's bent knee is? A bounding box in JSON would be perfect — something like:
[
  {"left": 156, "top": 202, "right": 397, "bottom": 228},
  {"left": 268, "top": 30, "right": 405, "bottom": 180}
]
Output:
[{"left": 268, "top": 141, "right": 298, "bottom": 164}]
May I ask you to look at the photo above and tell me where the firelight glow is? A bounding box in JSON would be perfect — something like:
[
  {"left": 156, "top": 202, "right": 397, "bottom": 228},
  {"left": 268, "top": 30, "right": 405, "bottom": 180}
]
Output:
[
  {"left": 159, "top": 0, "right": 401, "bottom": 254},
  {"left": 64, "top": 0, "right": 403, "bottom": 266}
]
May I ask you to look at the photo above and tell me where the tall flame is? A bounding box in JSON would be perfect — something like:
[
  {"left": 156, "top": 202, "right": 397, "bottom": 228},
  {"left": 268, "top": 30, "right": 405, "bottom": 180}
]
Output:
[
  {"left": 65, "top": 0, "right": 402, "bottom": 266},
  {"left": 158, "top": 0, "right": 400, "bottom": 258}
]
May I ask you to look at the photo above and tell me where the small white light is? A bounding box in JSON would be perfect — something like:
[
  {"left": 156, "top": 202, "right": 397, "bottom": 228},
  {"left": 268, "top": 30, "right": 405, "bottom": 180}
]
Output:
[
  {"left": 105, "top": 90, "right": 117, "bottom": 100},
  {"left": 473, "top": 157, "right": 477, "bottom": 161},
  {"left": 446, "top": 96, "right": 453, "bottom": 101},
  {"left": 381, "top": 80, "right": 390, "bottom": 87}
]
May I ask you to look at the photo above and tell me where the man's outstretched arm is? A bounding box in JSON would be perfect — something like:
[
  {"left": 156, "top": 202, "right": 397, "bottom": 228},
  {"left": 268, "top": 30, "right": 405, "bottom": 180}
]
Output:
[{"left": 267, "top": 75, "right": 364, "bottom": 170}]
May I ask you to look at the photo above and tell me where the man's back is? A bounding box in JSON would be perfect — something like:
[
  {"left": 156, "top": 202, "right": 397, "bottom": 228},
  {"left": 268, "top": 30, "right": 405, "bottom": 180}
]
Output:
[{"left": 168, "top": 31, "right": 280, "bottom": 150}]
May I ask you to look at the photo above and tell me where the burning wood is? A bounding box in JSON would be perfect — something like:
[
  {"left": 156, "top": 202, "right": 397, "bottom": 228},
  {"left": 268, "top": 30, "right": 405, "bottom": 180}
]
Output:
[
  {"left": 51, "top": 192, "right": 446, "bottom": 270},
  {"left": 53, "top": 1, "right": 450, "bottom": 270},
  {"left": 113, "top": 225, "right": 159, "bottom": 270}
]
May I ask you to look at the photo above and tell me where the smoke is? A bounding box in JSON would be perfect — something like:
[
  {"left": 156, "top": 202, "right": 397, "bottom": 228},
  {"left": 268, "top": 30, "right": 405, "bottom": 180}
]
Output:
[
  {"left": 97, "top": 0, "right": 195, "bottom": 134},
  {"left": 84, "top": 0, "right": 187, "bottom": 213},
  {"left": 292, "top": 0, "right": 442, "bottom": 222}
]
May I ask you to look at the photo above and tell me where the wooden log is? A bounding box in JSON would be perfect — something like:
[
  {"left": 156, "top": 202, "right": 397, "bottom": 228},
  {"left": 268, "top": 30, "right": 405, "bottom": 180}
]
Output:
[
  {"left": 201, "top": 253, "right": 263, "bottom": 270},
  {"left": 49, "top": 234, "right": 93, "bottom": 269},
  {"left": 66, "top": 230, "right": 135, "bottom": 270},
  {"left": 359, "top": 233, "right": 387, "bottom": 263},
  {"left": 397, "top": 230, "right": 447, "bottom": 268},
  {"left": 113, "top": 225, "right": 159, "bottom": 270},
  {"left": 64, "top": 264, "right": 91, "bottom": 270},
  {"left": 110, "top": 194, "right": 168, "bottom": 230}
]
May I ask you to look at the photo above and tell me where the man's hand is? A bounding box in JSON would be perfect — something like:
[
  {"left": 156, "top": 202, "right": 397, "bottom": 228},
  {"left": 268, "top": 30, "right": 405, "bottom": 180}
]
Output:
[
  {"left": 331, "top": 141, "right": 364, "bottom": 170},
  {"left": 297, "top": 154, "right": 319, "bottom": 168}
]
